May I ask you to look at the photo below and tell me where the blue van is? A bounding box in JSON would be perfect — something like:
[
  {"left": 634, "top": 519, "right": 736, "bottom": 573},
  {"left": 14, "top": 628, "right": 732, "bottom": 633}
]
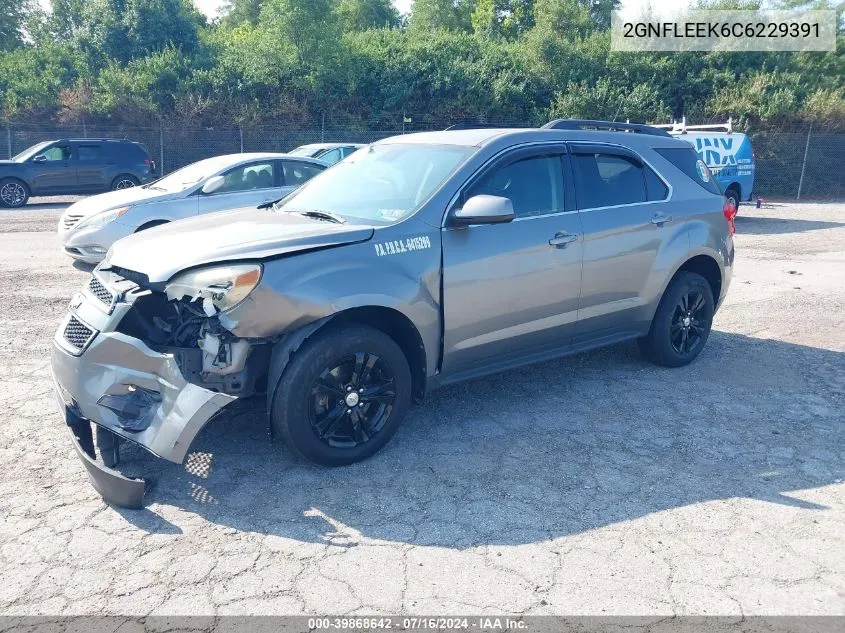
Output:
[{"left": 656, "top": 119, "right": 755, "bottom": 209}]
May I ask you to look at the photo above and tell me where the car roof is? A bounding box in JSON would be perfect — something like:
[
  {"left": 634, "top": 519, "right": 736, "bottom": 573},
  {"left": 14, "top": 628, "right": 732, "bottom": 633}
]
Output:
[
  {"left": 55, "top": 138, "right": 141, "bottom": 144},
  {"left": 184, "top": 152, "right": 326, "bottom": 171},
  {"left": 296, "top": 143, "right": 365, "bottom": 150},
  {"left": 377, "top": 128, "right": 695, "bottom": 151}
]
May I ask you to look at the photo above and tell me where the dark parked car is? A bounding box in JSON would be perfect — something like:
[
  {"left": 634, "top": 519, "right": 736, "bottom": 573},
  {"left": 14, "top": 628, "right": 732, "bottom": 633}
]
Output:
[{"left": 0, "top": 138, "right": 156, "bottom": 208}]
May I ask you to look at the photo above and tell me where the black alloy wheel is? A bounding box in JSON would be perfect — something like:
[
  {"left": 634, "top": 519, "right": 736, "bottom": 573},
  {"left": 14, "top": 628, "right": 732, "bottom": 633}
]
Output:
[
  {"left": 309, "top": 352, "right": 397, "bottom": 448},
  {"left": 670, "top": 289, "right": 708, "bottom": 355}
]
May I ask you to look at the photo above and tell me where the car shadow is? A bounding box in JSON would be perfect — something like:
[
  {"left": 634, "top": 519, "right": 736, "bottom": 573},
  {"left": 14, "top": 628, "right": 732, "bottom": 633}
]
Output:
[
  {"left": 115, "top": 331, "right": 844, "bottom": 547},
  {"left": 735, "top": 215, "right": 845, "bottom": 235},
  {"left": 72, "top": 260, "right": 96, "bottom": 273}
]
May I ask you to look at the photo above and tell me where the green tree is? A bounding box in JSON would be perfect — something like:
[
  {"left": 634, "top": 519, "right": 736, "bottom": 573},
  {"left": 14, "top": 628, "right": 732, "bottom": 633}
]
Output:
[
  {"left": 221, "top": 0, "right": 265, "bottom": 27},
  {"left": 1, "top": 0, "right": 36, "bottom": 52},
  {"left": 78, "top": 0, "right": 206, "bottom": 66},
  {"left": 338, "top": 0, "right": 400, "bottom": 31},
  {"left": 410, "top": 0, "right": 474, "bottom": 32}
]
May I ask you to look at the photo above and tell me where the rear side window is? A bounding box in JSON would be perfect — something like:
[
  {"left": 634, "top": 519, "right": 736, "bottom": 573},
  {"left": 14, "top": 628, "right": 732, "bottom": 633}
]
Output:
[
  {"left": 77, "top": 145, "right": 102, "bottom": 160},
  {"left": 467, "top": 155, "right": 565, "bottom": 219},
  {"left": 572, "top": 153, "right": 646, "bottom": 208},
  {"left": 644, "top": 165, "right": 669, "bottom": 201},
  {"left": 107, "top": 142, "right": 147, "bottom": 160},
  {"left": 283, "top": 161, "right": 324, "bottom": 187},
  {"left": 654, "top": 147, "right": 721, "bottom": 195}
]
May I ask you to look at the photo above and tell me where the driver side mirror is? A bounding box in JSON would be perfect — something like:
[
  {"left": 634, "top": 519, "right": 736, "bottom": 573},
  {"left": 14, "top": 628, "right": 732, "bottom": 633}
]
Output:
[
  {"left": 33, "top": 155, "right": 47, "bottom": 163},
  {"left": 451, "top": 195, "right": 515, "bottom": 226},
  {"left": 201, "top": 175, "right": 225, "bottom": 195}
]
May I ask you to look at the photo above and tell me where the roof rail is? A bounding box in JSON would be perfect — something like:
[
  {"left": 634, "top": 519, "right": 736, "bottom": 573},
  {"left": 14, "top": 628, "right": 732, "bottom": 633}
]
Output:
[
  {"left": 654, "top": 116, "right": 733, "bottom": 134},
  {"left": 542, "top": 119, "right": 672, "bottom": 137}
]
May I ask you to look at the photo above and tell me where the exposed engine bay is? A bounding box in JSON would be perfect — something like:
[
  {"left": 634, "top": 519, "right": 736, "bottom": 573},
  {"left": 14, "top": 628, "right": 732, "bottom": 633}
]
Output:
[{"left": 115, "top": 289, "right": 270, "bottom": 398}]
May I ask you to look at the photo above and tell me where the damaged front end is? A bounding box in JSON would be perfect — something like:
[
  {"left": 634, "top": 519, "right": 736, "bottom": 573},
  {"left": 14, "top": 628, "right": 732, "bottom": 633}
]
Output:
[{"left": 51, "top": 264, "right": 270, "bottom": 508}]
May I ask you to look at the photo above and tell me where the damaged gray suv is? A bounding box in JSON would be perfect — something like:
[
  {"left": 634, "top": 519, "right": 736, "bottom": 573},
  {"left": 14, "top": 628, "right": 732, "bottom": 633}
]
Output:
[{"left": 52, "top": 121, "right": 736, "bottom": 507}]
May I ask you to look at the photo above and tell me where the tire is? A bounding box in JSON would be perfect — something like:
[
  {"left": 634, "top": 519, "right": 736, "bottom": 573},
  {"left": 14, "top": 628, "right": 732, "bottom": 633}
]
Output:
[
  {"left": 111, "top": 174, "right": 139, "bottom": 190},
  {"left": 135, "top": 220, "right": 168, "bottom": 233},
  {"left": 0, "top": 178, "right": 29, "bottom": 208},
  {"left": 725, "top": 186, "right": 740, "bottom": 212},
  {"left": 638, "top": 271, "right": 715, "bottom": 368},
  {"left": 271, "top": 324, "right": 412, "bottom": 466}
]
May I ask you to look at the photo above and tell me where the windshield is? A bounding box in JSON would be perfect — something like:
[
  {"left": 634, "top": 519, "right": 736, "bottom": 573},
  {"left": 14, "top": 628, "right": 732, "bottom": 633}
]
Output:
[
  {"left": 12, "top": 141, "right": 52, "bottom": 162},
  {"left": 147, "top": 157, "right": 226, "bottom": 192},
  {"left": 288, "top": 147, "right": 318, "bottom": 157},
  {"left": 277, "top": 143, "right": 474, "bottom": 223}
]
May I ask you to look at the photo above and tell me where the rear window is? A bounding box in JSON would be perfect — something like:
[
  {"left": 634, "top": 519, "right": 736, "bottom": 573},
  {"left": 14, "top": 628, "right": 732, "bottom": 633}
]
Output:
[{"left": 655, "top": 147, "right": 721, "bottom": 195}]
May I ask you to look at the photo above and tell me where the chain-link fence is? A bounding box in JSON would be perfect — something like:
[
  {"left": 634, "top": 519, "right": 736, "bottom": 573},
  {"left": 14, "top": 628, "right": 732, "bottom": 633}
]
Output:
[{"left": 4, "top": 119, "right": 843, "bottom": 200}]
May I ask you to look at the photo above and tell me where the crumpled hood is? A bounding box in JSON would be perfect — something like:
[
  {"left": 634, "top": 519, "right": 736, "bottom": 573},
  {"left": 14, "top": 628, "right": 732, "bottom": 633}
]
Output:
[
  {"left": 63, "top": 186, "right": 175, "bottom": 220},
  {"left": 105, "top": 207, "right": 375, "bottom": 283}
]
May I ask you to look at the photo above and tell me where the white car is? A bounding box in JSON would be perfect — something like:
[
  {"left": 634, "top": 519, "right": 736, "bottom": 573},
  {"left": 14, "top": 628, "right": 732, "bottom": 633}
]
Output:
[
  {"left": 288, "top": 143, "right": 364, "bottom": 165},
  {"left": 59, "top": 152, "right": 326, "bottom": 264}
]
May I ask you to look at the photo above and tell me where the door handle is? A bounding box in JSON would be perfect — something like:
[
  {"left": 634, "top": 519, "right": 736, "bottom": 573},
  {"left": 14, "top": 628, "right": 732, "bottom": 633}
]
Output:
[
  {"left": 549, "top": 232, "right": 579, "bottom": 248},
  {"left": 651, "top": 214, "right": 672, "bottom": 225}
]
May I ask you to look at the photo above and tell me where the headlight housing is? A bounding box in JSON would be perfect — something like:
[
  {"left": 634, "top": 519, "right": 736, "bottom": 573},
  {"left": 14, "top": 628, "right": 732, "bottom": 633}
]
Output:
[
  {"left": 76, "top": 206, "right": 131, "bottom": 231},
  {"left": 165, "top": 264, "right": 262, "bottom": 313}
]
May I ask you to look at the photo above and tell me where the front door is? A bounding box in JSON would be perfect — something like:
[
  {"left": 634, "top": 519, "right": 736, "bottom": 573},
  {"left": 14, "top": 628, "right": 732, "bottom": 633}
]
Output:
[
  {"left": 441, "top": 149, "right": 584, "bottom": 377},
  {"left": 29, "top": 143, "right": 76, "bottom": 193},
  {"left": 198, "top": 160, "right": 283, "bottom": 215}
]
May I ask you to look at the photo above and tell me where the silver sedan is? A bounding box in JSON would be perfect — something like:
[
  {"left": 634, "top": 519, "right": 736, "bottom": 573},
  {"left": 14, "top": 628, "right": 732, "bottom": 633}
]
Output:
[{"left": 58, "top": 152, "right": 326, "bottom": 264}]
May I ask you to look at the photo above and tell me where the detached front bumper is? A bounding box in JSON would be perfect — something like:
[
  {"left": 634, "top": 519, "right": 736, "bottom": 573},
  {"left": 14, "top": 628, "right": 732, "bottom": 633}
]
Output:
[{"left": 51, "top": 272, "right": 236, "bottom": 507}]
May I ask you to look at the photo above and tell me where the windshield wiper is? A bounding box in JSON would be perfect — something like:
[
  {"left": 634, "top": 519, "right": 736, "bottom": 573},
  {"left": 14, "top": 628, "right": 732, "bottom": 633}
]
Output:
[{"left": 294, "top": 209, "right": 346, "bottom": 224}]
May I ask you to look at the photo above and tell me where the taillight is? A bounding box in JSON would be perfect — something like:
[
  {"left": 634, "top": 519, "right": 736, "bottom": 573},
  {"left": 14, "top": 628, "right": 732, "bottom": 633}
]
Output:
[
  {"left": 145, "top": 158, "right": 156, "bottom": 173},
  {"left": 723, "top": 199, "right": 737, "bottom": 236}
]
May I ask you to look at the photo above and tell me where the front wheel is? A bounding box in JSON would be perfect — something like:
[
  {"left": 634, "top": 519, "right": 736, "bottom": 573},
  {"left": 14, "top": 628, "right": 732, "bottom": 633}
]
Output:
[
  {"left": 638, "top": 271, "right": 715, "bottom": 367},
  {"left": 271, "top": 324, "right": 412, "bottom": 466},
  {"left": 0, "top": 178, "right": 29, "bottom": 208}
]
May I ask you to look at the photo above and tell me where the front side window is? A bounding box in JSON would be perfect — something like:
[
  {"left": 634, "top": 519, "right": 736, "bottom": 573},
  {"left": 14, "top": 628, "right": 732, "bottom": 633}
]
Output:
[
  {"left": 41, "top": 145, "right": 72, "bottom": 161},
  {"left": 466, "top": 155, "right": 565, "bottom": 219},
  {"left": 572, "top": 152, "right": 646, "bottom": 209},
  {"left": 217, "top": 161, "right": 275, "bottom": 193},
  {"left": 277, "top": 144, "right": 474, "bottom": 224}
]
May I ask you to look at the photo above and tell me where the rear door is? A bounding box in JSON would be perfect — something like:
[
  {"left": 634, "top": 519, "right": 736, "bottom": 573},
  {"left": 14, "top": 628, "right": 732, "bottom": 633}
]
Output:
[
  {"left": 197, "top": 159, "right": 282, "bottom": 215},
  {"left": 441, "top": 146, "right": 584, "bottom": 377},
  {"left": 75, "top": 143, "right": 109, "bottom": 192},
  {"left": 29, "top": 142, "right": 76, "bottom": 193},
  {"left": 570, "top": 143, "right": 672, "bottom": 342}
]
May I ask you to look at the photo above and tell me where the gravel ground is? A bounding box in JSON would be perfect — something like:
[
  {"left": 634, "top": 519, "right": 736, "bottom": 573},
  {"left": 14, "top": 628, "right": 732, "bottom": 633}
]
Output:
[{"left": 0, "top": 200, "right": 843, "bottom": 616}]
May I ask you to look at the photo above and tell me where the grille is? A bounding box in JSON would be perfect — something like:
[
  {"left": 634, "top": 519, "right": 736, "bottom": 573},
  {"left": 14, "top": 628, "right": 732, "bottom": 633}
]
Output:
[
  {"left": 63, "top": 316, "right": 94, "bottom": 350},
  {"left": 62, "top": 214, "right": 84, "bottom": 230},
  {"left": 88, "top": 277, "right": 113, "bottom": 305}
]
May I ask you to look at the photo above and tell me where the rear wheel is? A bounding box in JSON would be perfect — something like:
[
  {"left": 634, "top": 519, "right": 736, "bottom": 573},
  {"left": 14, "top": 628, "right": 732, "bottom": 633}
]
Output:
[
  {"left": 638, "top": 271, "right": 714, "bottom": 367},
  {"left": 112, "top": 174, "right": 139, "bottom": 190},
  {"left": 0, "top": 178, "right": 29, "bottom": 208},
  {"left": 271, "top": 324, "right": 412, "bottom": 466}
]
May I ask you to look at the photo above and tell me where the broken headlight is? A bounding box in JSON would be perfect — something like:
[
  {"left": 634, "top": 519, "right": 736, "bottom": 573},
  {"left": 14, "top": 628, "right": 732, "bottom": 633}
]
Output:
[{"left": 165, "top": 264, "right": 262, "bottom": 313}]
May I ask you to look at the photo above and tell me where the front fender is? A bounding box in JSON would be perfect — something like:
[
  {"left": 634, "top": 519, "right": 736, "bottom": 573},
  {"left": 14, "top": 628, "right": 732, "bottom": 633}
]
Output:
[{"left": 223, "top": 235, "right": 442, "bottom": 378}]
